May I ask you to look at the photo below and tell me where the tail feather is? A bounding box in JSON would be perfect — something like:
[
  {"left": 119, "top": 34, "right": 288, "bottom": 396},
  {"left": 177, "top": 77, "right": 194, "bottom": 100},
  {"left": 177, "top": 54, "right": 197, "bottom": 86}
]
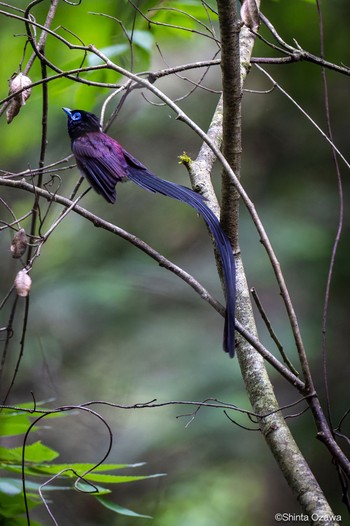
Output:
[{"left": 125, "top": 163, "right": 236, "bottom": 357}]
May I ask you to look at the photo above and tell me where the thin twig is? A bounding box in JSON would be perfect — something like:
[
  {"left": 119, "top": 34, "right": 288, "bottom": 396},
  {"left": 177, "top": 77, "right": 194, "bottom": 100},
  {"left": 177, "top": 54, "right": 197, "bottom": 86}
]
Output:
[
  {"left": 2, "top": 296, "right": 30, "bottom": 405},
  {"left": 251, "top": 287, "right": 299, "bottom": 376}
]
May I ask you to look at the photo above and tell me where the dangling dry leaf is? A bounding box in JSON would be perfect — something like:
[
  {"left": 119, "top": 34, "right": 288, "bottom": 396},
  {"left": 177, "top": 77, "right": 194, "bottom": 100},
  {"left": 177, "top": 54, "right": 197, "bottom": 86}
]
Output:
[
  {"left": 6, "top": 73, "right": 32, "bottom": 124},
  {"left": 10, "top": 229, "right": 28, "bottom": 258}
]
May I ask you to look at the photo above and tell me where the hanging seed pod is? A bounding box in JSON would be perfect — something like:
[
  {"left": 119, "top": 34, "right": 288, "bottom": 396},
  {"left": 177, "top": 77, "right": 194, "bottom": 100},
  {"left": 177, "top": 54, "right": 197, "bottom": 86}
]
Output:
[
  {"left": 10, "top": 229, "right": 28, "bottom": 259},
  {"left": 9, "top": 73, "right": 32, "bottom": 105},
  {"left": 6, "top": 99, "right": 21, "bottom": 124},
  {"left": 6, "top": 73, "right": 32, "bottom": 124},
  {"left": 14, "top": 270, "right": 32, "bottom": 297}
]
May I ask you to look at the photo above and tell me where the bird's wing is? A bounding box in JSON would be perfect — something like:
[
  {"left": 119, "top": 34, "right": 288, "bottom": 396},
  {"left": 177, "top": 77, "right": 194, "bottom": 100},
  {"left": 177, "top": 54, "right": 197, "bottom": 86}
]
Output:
[
  {"left": 123, "top": 149, "right": 236, "bottom": 357},
  {"left": 73, "top": 133, "right": 128, "bottom": 203}
]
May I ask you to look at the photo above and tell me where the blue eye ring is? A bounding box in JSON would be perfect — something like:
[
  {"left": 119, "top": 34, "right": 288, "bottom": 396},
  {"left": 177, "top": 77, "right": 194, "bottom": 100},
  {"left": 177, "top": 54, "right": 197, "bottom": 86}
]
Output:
[{"left": 72, "top": 111, "right": 81, "bottom": 121}]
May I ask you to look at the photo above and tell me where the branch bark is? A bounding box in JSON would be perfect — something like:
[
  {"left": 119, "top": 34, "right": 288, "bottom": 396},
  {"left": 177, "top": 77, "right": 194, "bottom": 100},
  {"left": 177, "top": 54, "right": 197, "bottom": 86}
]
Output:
[{"left": 206, "top": 1, "right": 340, "bottom": 522}]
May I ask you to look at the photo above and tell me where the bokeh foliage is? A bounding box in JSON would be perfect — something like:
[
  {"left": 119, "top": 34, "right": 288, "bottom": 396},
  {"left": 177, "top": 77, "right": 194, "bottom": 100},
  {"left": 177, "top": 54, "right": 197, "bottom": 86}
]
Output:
[{"left": 1, "top": 0, "right": 350, "bottom": 524}]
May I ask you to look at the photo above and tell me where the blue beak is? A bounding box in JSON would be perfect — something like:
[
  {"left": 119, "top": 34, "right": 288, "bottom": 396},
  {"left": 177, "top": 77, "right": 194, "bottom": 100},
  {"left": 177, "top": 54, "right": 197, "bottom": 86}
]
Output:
[{"left": 62, "top": 107, "right": 72, "bottom": 118}]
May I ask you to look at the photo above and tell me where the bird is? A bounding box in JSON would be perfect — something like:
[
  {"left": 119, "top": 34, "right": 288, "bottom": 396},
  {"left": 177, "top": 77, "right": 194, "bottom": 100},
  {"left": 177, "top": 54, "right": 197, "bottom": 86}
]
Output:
[{"left": 63, "top": 108, "right": 236, "bottom": 357}]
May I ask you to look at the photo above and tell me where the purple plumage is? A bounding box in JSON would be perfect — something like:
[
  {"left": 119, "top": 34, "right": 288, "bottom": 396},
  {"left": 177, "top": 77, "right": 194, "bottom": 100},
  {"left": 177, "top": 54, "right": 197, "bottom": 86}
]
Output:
[{"left": 63, "top": 108, "right": 236, "bottom": 357}]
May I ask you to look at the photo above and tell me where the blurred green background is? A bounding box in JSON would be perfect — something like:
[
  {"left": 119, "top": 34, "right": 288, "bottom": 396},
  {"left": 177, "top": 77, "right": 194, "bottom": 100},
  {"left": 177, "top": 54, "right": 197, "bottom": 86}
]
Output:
[{"left": 1, "top": 0, "right": 350, "bottom": 524}]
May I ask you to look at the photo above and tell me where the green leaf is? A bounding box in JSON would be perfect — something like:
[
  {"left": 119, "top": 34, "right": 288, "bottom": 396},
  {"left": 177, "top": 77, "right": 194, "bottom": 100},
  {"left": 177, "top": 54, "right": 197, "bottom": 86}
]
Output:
[
  {"left": 127, "top": 30, "right": 154, "bottom": 52},
  {"left": 0, "top": 479, "right": 22, "bottom": 496},
  {"left": 96, "top": 496, "right": 152, "bottom": 518},
  {"left": 39, "top": 462, "right": 146, "bottom": 472},
  {"left": 82, "top": 473, "right": 165, "bottom": 484},
  {"left": 14, "top": 399, "right": 56, "bottom": 410},
  {"left": 0, "top": 516, "right": 42, "bottom": 526},
  {"left": 88, "top": 43, "right": 129, "bottom": 65},
  {"left": 0, "top": 478, "right": 71, "bottom": 495},
  {"left": 2, "top": 462, "right": 165, "bottom": 486},
  {"left": 0, "top": 491, "right": 41, "bottom": 518},
  {"left": 18, "top": 464, "right": 164, "bottom": 483},
  {"left": 0, "top": 441, "right": 59, "bottom": 463},
  {"left": 0, "top": 414, "right": 34, "bottom": 437},
  {"left": 4, "top": 462, "right": 145, "bottom": 477},
  {"left": 74, "top": 481, "right": 111, "bottom": 495}
]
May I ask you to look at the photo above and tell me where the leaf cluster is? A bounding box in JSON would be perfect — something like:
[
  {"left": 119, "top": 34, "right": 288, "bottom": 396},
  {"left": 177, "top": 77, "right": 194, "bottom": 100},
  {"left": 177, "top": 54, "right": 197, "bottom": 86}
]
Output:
[{"left": 0, "top": 405, "right": 164, "bottom": 524}]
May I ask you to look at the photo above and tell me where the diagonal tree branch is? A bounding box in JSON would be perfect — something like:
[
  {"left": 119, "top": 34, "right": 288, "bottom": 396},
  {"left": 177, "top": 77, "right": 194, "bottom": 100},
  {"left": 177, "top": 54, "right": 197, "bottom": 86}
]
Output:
[{"left": 0, "top": 175, "right": 306, "bottom": 390}]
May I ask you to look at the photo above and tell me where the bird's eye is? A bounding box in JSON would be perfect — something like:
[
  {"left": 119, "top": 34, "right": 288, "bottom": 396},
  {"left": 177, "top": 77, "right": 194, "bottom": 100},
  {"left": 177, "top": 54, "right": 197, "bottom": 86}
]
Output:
[{"left": 72, "top": 112, "right": 81, "bottom": 121}]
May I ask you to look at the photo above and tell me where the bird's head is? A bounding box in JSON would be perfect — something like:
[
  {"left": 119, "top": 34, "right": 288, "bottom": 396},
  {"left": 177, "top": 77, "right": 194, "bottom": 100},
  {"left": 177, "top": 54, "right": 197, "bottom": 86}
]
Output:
[{"left": 63, "top": 108, "right": 101, "bottom": 140}]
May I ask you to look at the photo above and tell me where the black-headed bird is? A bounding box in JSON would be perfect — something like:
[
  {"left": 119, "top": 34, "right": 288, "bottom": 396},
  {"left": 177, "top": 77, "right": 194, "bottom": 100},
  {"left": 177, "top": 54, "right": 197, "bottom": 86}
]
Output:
[{"left": 63, "top": 108, "right": 236, "bottom": 356}]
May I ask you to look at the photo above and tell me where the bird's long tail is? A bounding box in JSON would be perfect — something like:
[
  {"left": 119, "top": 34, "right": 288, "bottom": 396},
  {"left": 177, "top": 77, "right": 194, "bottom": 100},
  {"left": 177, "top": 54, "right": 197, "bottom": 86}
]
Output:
[{"left": 126, "top": 163, "right": 236, "bottom": 357}]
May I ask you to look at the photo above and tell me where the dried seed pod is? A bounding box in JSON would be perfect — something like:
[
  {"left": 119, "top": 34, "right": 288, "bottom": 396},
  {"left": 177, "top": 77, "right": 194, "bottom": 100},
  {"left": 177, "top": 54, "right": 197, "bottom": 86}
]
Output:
[
  {"left": 6, "top": 98, "right": 21, "bottom": 124},
  {"left": 14, "top": 270, "right": 32, "bottom": 297},
  {"left": 10, "top": 229, "right": 28, "bottom": 259},
  {"left": 6, "top": 73, "right": 32, "bottom": 124}
]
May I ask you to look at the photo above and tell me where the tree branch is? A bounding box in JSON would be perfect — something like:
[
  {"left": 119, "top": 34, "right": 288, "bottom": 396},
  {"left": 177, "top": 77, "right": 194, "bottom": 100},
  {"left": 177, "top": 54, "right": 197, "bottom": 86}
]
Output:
[
  {"left": 0, "top": 175, "right": 305, "bottom": 389},
  {"left": 212, "top": 1, "right": 343, "bottom": 522}
]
